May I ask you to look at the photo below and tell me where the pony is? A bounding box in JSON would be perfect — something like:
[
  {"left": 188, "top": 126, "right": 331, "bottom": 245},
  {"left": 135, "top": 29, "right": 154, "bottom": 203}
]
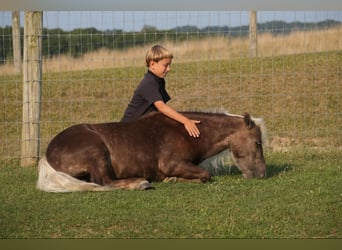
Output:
[{"left": 37, "top": 111, "right": 266, "bottom": 192}]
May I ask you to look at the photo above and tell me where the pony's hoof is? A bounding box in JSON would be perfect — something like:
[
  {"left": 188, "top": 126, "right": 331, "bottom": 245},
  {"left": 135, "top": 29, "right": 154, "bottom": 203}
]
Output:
[
  {"left": 163, "top": 177, "right": 177, "bottom": 182},
  {"left": 137, "top": 180, "right": 155, "bottom": 190}
]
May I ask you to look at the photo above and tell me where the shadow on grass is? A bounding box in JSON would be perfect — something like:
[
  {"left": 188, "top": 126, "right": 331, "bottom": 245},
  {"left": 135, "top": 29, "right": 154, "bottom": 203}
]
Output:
[
  {"left": 266, "top": 164, "right": 293, "bottom": 178},
  {"left": 204, "top": 164, "right": 293, "bottom": 178}
]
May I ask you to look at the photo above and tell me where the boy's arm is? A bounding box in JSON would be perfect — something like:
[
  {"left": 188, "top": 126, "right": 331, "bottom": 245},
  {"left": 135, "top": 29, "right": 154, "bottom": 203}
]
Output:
[{"left": 154, "top": 100, "right": 200, "bottom": 138}]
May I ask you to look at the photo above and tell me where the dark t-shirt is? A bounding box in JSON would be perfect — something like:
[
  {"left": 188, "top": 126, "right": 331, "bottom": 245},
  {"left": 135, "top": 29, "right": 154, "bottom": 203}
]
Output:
[{"left": 120, "top": 70, "right": 171, "bottom": 122}]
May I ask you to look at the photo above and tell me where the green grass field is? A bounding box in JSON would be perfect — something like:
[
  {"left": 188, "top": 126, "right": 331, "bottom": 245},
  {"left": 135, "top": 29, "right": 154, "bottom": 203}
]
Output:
[
  {"left": 0, "top": 51, "right": 341, "bottom": 238},
  {"left": 0, "top": 150, "right": 340, "bottom": 238}
]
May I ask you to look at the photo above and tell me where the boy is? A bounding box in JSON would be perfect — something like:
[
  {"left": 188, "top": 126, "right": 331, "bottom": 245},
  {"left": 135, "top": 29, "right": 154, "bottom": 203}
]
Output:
[{"left": 121, "top": 44, "right": 200, "bottom": 137}]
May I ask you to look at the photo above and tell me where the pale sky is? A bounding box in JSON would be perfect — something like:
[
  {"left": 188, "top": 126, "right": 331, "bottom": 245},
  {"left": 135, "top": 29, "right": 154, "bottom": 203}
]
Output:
[{"left": 1, "top": 11, "right": 341, "bottom": 32}]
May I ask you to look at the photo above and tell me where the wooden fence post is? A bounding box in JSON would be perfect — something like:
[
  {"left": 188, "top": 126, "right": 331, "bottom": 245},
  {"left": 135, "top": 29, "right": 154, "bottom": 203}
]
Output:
[
  {"left": 249, "top": 11, "right": 258, "bottom": 57},
  {"left": 21, "top": 11, "right": 43, "bottom": 167},
  {"left": 12, "top": 11, "right": 22, "bottom": 74}
]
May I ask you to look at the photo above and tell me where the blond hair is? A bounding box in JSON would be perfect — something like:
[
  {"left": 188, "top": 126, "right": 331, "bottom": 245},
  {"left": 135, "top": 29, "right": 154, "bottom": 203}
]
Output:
[{"left": 145, "top": 44, "right": 173, "bottom": 67}]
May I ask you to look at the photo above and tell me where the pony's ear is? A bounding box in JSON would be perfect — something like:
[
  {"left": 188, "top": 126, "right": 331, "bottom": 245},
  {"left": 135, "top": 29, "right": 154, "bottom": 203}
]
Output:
[{"left": 243, "top": 112, "right": 255, "bottom": 129}]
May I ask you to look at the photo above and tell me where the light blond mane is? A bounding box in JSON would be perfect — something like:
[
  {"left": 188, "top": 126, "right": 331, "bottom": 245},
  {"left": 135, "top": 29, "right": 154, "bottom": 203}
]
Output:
[
  {"left": 221, "top": 111, "right": 267, "bottom": 143},
  {"left": 182, "top": 109, "right": 267, "bottom": 143}
]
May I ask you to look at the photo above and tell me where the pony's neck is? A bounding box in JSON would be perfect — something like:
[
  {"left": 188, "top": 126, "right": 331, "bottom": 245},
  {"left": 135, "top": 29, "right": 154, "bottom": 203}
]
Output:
[{"left": 198, "top": 114, "right": 243, "bottom": 159}]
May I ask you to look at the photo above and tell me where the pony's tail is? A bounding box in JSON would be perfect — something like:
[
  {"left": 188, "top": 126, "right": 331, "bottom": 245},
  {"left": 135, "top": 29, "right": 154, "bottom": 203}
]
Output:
[{"left": 36, "top": 156, "right": 112, "bottom": 192}]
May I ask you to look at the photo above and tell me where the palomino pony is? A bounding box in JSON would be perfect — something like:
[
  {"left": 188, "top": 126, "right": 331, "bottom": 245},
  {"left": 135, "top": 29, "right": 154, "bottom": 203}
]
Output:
[{"left": 37, "top": 111, "right": 266, "bottom": 192}]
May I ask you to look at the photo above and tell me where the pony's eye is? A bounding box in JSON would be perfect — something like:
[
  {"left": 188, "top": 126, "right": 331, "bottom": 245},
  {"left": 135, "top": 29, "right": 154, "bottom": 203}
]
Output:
[{"left": 255, "top": 141, "right": 262, "bottom": 146}]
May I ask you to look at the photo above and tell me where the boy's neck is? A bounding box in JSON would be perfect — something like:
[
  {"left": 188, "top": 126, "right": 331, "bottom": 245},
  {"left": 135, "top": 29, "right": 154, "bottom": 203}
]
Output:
[{"left": 148, "top": 69, "right": 164, "bottom": 80}]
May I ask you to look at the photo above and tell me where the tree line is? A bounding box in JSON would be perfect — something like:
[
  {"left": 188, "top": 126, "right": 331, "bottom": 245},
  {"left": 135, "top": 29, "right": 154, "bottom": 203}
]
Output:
[{"left": 0, "top": 19, "right": 340, "bottom": 64}]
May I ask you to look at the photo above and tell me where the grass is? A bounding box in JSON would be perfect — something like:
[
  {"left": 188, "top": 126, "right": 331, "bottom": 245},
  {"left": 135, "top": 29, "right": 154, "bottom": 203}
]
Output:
[
  {"left": 0, "top": 150, "right": 341, "bottom": 238},
  {"left": 1, "top": 50, "right": 341, "bottom": 160},
  {"left": 0, "top": 31, "right": 341, "bottom": 238}
]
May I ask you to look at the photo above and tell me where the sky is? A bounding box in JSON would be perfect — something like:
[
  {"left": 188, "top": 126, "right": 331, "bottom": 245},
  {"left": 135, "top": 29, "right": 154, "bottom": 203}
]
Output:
[{"left": 1, "top": 11, "right": 342, "bottom": 32}]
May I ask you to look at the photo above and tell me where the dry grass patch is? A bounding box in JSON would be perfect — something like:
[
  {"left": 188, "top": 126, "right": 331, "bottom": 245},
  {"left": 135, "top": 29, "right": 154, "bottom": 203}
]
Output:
[{"left": 1, "top": 25, "right": 341, "bottom": 75}]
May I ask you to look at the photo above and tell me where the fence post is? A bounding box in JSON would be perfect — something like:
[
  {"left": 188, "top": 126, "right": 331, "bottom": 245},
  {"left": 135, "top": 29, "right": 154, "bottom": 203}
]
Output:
[
  {"left": 21, "top": 11, "right": 43, "bottom": 167},
  {"left": 12, "top": 11, "right": 22, "bottom": 74},
  {"left": 249, "top": 11, "right": 257, "bottom": 57}
]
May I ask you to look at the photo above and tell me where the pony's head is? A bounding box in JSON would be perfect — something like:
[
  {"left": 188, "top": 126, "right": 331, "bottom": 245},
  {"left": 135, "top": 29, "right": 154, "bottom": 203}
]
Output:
[{"left": 229, "top": 113, "right": 267, "bottom": 179}]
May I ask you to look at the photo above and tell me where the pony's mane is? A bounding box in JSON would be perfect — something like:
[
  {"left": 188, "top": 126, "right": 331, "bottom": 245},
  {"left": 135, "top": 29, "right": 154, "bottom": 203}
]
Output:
[
  {"left": 182, "top": 109, "right": 267, "bottom": 143},
  {"left": 224, "top": 112, "right": 267, "bottom": 143},
  {"left": 251, "top": 116, "right": 267, "bottom": 143},
  {"left": 181, "top": 108, "right": 231, "bottom": 116}
]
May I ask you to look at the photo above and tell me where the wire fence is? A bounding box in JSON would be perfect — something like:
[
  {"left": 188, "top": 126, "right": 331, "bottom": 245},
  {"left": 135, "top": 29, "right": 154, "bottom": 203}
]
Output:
[{"left": 0, "top": 11, "right": 341, "bottom": 162}]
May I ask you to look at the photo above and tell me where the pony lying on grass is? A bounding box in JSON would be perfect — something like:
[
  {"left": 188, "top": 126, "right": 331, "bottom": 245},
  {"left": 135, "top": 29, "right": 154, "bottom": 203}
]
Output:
[{"left": 37, "top": 111, "right": 266, "bottom": 192}]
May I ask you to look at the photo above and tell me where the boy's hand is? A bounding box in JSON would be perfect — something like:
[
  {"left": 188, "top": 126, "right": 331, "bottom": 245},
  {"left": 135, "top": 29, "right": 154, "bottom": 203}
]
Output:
[
  {"left": 153, "top": 101, "right": 201, "bottom": 137},
  {"left": 184, "top": 120, "right": 201, "bottom": 138}
]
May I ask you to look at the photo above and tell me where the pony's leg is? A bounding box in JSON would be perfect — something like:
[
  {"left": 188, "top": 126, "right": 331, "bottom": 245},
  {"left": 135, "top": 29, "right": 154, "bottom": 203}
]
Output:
[
  {"left": 162, "top": 160, "right": 211, "bottom": 183},
  {"left": 106, "top": 178, "right": 154, "bottom": 190},
  {"left": 83, "top": 151, "right": 153, "bottom": 190},
  {"left": 163, "top": 177, "right": 202, "bottom": 183},
  {"left": 86, "top": 155, "right": 153, "bottom": 190}
]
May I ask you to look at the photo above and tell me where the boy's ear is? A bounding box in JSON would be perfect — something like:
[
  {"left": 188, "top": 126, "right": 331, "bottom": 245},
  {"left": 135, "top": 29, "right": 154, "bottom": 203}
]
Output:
[{"left": 149, "top": 60, "right": 155, "bottom": 68}]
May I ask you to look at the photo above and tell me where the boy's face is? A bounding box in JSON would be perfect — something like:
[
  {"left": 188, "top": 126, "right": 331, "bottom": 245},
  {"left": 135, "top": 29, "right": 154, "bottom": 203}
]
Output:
[{"left": 149, "top": 58, "right": 172, "bottom": 79}]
